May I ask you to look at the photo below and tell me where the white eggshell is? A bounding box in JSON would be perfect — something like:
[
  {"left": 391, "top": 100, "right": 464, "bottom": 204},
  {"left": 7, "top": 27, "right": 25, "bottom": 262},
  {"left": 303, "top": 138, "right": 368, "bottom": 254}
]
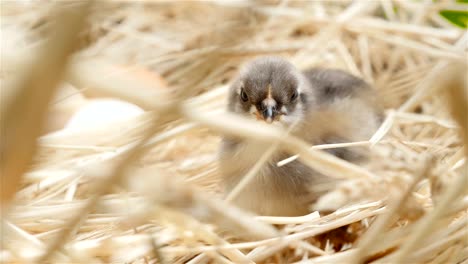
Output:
[
  {"left": 43, "top": 84, "right": 88, "bottom": 134},
  {"left": 65, "top": 99, "right": 144, "bottom": 130}
]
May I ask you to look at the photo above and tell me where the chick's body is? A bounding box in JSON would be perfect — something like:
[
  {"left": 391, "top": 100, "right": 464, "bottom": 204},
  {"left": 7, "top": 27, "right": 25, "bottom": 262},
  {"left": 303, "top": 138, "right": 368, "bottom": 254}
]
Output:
[{"left": 220, "top": 57, "right": 382, "bottom": 216}]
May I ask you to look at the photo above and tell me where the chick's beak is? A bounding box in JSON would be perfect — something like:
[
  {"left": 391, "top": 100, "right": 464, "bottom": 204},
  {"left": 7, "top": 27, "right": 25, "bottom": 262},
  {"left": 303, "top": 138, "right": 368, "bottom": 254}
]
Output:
[{"left": 262, "top": 106, "right": 275, "bottom": 123}]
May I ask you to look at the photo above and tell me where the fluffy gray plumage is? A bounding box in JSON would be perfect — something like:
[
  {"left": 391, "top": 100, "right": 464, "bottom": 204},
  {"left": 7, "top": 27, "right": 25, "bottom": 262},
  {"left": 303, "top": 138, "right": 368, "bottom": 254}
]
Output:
[{"left": 220, "top": 57, "right": 382, "bottom": 216}]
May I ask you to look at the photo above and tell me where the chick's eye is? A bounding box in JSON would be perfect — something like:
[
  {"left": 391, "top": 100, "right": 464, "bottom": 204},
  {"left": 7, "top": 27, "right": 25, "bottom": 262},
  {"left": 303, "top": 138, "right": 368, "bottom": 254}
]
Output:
[
  {"left": 291, "top": 90, "right": 298, "bottom": 101},
  {"left": 240, "top": 88, "right": 249, "bottom": 102}
]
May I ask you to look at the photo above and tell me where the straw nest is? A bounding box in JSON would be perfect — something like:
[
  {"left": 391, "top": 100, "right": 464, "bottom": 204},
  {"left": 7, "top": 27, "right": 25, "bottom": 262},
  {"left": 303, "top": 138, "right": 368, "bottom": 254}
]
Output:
[{"left": 1, "top": 1, "right": 467, "bottom": 263}]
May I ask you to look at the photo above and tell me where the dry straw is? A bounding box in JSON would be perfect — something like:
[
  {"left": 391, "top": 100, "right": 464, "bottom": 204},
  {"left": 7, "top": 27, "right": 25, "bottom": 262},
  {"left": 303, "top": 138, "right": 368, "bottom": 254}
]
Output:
[{"left": 1, "top": 1, "right": 467, "bottom": 263}]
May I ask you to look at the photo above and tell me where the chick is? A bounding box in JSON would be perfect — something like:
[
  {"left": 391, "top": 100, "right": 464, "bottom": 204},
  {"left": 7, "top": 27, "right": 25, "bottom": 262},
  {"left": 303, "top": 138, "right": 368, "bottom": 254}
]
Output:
[{"left": 219, "top": 57, "right": 382, "bottom": 216}]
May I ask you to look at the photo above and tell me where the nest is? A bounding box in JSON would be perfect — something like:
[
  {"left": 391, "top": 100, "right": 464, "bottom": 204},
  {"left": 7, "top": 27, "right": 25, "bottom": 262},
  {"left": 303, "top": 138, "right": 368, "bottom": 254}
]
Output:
[{"left": 1, "top": 1, "right": 467, "bottom": 263}]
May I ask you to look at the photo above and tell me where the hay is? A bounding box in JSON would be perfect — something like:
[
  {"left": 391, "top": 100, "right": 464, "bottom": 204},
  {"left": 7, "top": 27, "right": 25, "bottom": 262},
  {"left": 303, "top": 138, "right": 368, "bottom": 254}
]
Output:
[{"left": 1, "top": 1, "right": 467, "bottom": 263}]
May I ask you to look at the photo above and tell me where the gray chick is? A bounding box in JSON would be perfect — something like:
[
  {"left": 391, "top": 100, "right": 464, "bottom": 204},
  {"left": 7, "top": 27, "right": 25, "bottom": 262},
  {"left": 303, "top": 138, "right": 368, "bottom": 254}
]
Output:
[{"left": 219, "top": 57, "right": 382, "bottom": 216}]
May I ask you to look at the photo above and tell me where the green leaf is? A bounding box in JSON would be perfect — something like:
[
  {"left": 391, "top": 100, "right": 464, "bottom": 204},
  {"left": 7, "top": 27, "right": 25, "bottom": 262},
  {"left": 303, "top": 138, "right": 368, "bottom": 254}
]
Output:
[
  {"left": 439, "top": 10, "right": 468, "bottom": 28},
  {"left": 456, "top": 0, "right": 468, "bottom": 4}
]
